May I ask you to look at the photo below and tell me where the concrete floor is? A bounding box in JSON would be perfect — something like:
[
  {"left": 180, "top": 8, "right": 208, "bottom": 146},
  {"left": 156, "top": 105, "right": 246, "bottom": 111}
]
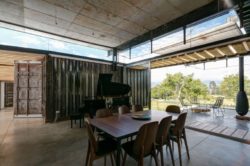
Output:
[{"left": 0, "top": 108, "right": 250, "bottom": 166}]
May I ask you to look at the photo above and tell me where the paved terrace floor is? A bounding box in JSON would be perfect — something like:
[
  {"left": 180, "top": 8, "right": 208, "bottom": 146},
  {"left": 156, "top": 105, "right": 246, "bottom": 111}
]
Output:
[{"left": 0, "top": 108, "right": 250, "bottom": 166}]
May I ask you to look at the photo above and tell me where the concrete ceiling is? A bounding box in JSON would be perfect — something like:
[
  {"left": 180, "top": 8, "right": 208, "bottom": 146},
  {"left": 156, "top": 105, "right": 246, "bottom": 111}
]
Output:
[
  {"left": 0, "top": 50, "right": 44, "bottom": 81},
  {"left": 0, "top": 0, "right": 213, "bottom": 48}
]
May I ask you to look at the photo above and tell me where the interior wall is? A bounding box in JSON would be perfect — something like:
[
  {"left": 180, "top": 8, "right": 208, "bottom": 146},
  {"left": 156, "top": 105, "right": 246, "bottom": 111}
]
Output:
[
  {"left": 123, "top": 68, "right": 151, "bottom": 108},
  {"left": 45, "top": 56, "right": 123, "bottom": 122},
  {"left": 45, "top": 55, "right": 151, "bottom": 122}
]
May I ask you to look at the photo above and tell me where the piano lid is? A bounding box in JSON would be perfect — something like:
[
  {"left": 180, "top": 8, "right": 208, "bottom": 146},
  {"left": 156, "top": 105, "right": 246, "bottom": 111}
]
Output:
[{"left": 97, "top": 73, "right": 131, "bottom": 97}]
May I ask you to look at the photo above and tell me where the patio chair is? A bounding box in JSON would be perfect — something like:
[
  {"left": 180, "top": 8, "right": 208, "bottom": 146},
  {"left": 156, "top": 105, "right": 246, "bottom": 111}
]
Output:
[
  {"left": 169, "top": 112, "right": 190, "bottom": 166},
  {"left": 132, "top": 104, "right": 143, "bottom": 112},
  {"left": 118, "top": 105, "right": 130, "bottom": 114},
  {"left": 155, "top": 116, "right": 175, "bottom": 166},
  {"left": 179, "top": 98, "right": 191, "bottom": 111},
  {"left": 165, "top": 105, "right": 181, "bottom": 114},
  {"left": 211, "top": 97, "right": 224, "bottom": 116},
  {"left": 122, "top": 121, "right": 159, "bottom": 166},
  {"left": 84, "top": 119, "right": 116, "bottom": 166}
]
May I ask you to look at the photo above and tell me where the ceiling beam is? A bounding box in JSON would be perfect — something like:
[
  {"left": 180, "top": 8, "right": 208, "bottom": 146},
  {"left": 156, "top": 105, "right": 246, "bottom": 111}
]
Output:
[
  {"left": 215, "top": 48, "right": 226, "bottom": 56},
  {"left": 194, "top": 52, "right": 206, "bottom": 59},
  {"left": 204, "top": 50, "right": 215, "bottom": 58},
  {"left": 116, "top": 1, "right": 231, "bottom": 51},
  {"left": 243, "top": 41, "right": 250, "bottom": 51},
  {"left": 228, "top": 44, "right": 237, "bottom": 54}
]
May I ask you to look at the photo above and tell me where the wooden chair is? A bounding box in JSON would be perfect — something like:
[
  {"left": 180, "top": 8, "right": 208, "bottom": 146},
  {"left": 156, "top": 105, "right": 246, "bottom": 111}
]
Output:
[
  {"left": 95, "top": 108, "right": 113, "bottom": 141},
  {"left": 118, "top": 105, "right": 130, "bottom": 114},
  {"left": 156, "top": 116, "right": 175, "bottom": 166},
  {"left": 165, "top": 105, "right": 181, "bottom": 114},
  {"left": 169, "top": 112, "right": 190, "bottom": 166},
  {"left": 122, "top": 122, "right": 159, "bottom": 166},
  {"left": 132, "top": 105, "right": 143, "bottom": 112},
  {"left": 84, "top": 119, "right": 117, "bottom": 166},
  {"left": 96, "top": 108, "right": 113, "bottom": 118}
]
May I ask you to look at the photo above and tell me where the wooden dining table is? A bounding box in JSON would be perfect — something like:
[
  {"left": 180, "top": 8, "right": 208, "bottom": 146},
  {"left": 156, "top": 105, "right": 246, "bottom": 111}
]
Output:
[{"left": 89, "top": 110, "right": 178, "bottom": 166}]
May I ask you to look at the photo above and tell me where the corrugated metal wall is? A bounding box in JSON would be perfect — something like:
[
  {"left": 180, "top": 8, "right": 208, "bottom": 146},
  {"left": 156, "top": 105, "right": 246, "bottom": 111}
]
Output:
[
  {"left": 45, "top": 55, "right": 150, "bottom": 122},
  {"left": 123, "top": 67, "right": 151, "bottom": 108}
]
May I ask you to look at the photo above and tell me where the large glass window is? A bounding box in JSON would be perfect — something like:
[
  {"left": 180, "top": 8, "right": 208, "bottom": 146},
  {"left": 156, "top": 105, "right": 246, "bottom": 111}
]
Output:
[
  {"left": 151, "top": 57, "right": 239, "bottom": 111},
  {"left": 0, "top": 27, "right": 111, "bottom": 61},
  {"left": 118, "top": 10, "right": 240, "bottom": 64}
]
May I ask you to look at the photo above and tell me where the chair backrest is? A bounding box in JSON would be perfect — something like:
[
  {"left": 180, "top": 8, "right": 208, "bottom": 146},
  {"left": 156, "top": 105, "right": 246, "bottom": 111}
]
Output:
[
  {"left": 179, "top": 98, "right": 185, "bottom": 106},
  {"left": 213, "top": 97, "right": 224, "bottom": 108},
  {"left": 85, "top": 119, "right": 98, "bottom": 154},
  {"left": 118, "top": 105, "right": 130, "bottom": 114},
  {"left": 165, "top": 105, "right": 181, "bottom": 114},
  {"left": 132, "top": 105, "right": 143, "bottom": 112},
  {"left": 156, "top": 116, "right": 172, "bottom": 145},
  {"left": 96, "top": 108, "right": 113, "bottom": 118},
  {"left": 133, "top": 121, "right": 158, "bottom": 157},
  {"left": 172, "top": 112, "right": 187, "bottom": 136}
]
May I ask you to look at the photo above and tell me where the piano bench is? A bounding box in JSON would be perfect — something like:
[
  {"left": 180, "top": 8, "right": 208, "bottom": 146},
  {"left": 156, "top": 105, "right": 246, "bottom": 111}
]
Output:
[{"left": 70, "top": 113, "right": 83, "bottom": 128}]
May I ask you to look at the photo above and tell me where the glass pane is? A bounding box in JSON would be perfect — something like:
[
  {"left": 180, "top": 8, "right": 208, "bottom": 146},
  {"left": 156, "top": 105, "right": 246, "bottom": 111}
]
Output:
[{"left": 0, "top": 27, "right": 110, "bottom": 61}]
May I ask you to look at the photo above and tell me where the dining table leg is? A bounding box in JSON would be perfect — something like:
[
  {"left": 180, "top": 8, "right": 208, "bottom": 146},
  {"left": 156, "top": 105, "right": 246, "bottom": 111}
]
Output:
[{"left": 116, "top": 139, "right": 122, "bottom": 166}]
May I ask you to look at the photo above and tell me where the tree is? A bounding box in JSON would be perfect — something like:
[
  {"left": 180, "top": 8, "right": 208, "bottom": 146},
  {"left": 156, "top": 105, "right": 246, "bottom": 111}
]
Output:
[
  {"left": 209, "top": 81, "right": 217, "bottom": 94},
  {"left": 151, "top": 73, "right": 208, "bottom": 101},
  {"left": 220, "top": 74, "right": 239, "bottom": 98}
]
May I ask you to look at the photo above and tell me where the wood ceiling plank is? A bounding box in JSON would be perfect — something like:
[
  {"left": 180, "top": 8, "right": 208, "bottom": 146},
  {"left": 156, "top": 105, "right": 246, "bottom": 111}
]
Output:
[
  {"left": 79, "top": 1, "right": 123, "bottom": 27},
  {"left": 68, "top": 24, "right": 125, "bottom": 43},
  {"left": 232, "top": 43, "right": 247, "bottom": 54},
  {"left": 65, "top": 31, "right": 119, "bottom": 47},
  {"left": 24, "top": 8, "right": 71, "bottom": 30},
  {"left": 24, "top": 0, "right": 77, "bottom": 22},
  {"left": 194, "top": 52, "right": 206, "bottom": 60},
  {"left": 43, "top": 0, "right": 84, "bottom": 13},
  {"left": 243, "top": 41, "right": 250, "bottom": 51},
  {"left": 116, "top": 19, "right": 147, "bottom": 35},
  {"left": 215, "top": 48, "right": 226, "bottom": 56},
  {"left": 204, "top": 50, "right": 215, "bottom": 58}
]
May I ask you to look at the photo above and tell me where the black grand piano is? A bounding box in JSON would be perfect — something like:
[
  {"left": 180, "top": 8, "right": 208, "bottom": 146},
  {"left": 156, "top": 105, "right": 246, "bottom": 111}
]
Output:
[{"left": 81, "top": 73, "right": 131, "bottom": 118}]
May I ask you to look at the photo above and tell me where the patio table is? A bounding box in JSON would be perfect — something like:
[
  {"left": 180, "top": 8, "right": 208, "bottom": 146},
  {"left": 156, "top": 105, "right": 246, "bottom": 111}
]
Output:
[
  {"left": 89, "top": 110, "right": 178, "bottom": 166},
  {"left": 191, "top": 106, "right": 210, "bottom": 113}
]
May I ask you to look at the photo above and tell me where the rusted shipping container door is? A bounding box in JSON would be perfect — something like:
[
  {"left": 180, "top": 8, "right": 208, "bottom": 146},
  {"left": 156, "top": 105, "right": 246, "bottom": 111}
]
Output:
[{"left": 14, "top": 61, "right": 43, "bottom": 115}]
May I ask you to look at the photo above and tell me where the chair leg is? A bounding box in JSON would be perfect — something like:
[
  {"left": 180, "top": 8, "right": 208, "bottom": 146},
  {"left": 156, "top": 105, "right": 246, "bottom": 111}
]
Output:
[
  {"left": 89, "top": 155, "right": 93, "bottom": 166},
  {"left": 104, "top": 155, "right": 107, "bottom": 166},
  {"left": 159, "top": 147, "right": 164, "bottom": 166},
  {"left": 168, "top": 141, "right": 175, "bottom": 166},
  {"left": 85, "top": 142, "right": 90, "bottom": 166},
  {"left": 122, "top": 152, "right": 127, "bottom": 166},
  {"left": 151, "top": 146, "right": 158, "bottom": 166},
  {"left": 138, "top": 157, "right": 143, "bottom": 166},
  {"left": 183, "top": 130, "right": 190, "bottom": 160},
  {"left": 177, "top": 139, "right": 182, "bottom": 166},
  {"left": 110, "top": 154, "right": 114, "bottom": 166}
]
